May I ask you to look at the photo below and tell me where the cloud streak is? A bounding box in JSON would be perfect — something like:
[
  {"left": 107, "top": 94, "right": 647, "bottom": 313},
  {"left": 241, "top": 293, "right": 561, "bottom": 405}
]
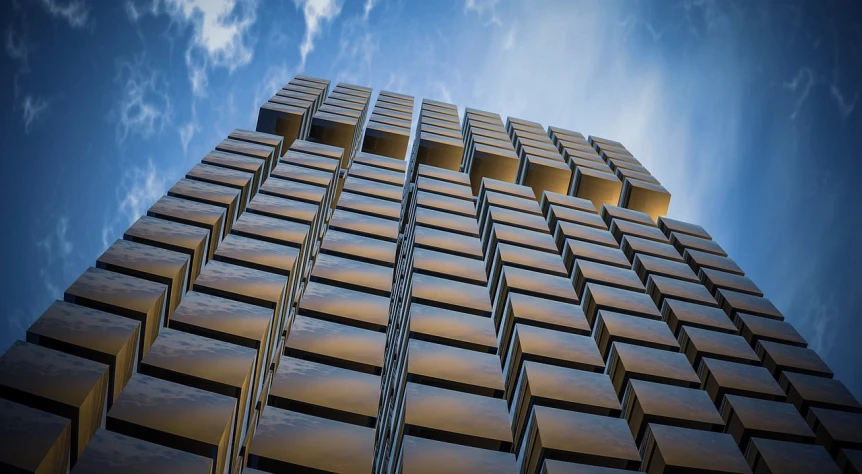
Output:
[
  {"left": 22, "top": 96, "right": 49, "bottom": 133},
  {"left": 295, "top": 0, "right": 342, "bottom": 71},
  {"left": 35, "top": 216, "right": 74, "bottom": 298},
  {"left": 783, "top": 67, "right": 815, "bottom": 120},
  {"left": 126, "top": 0, "right": 258, "bottom": 96},
  {"left": 179, "top": 105, "right": 200, "bottom": 152},
  {"left": 112, "top": 54, "right": 173, "bottom": 146},
  {"left": 101, "top": 158, "right": 172, "bottom": 249},
  {"left": 36, "top": 0, "right": 91, "bottom": 29},
  {"left": 362, "top": 0, "right": 376, "bottom": 21},
  {"left": 464, "top": 0, "right": 502, "bottom": 27},
  {"left": 5, "top": 25, "right": 50, "bottom": 132},
  {"left": 452, "top": 1, "right": 744, "bottom": 230},
  {"left": 830, "top": 84, "right": 858, "bottom": 118}
]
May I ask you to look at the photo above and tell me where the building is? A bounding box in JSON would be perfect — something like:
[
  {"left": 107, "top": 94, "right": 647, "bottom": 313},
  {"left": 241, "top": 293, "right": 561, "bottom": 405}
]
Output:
[{"left": 0, "top": 75, "right": 859, "bottom": 474}]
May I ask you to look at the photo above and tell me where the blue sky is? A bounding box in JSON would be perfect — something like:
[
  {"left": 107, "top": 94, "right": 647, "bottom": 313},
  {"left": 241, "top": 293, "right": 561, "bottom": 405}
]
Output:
[{"left": 1, "top": 0, "right": 860, "bottom": 398}]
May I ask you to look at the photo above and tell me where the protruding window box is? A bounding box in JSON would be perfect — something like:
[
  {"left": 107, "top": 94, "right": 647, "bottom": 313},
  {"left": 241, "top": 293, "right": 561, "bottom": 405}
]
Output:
[
  {"left": 148, "top": 196, "right": 226, "bottom": 259},
  {"left": 698, "top": 358, "right": 786, "bottom": 407},
  {"left": 517, "top": 406, "right": 641, "bottom": 473},
  {"left": 720, "top": 395, "right": 816, "bottom": 448},
  {"left": 607, "top": 342, "right": 700, "bottom": 397},
  {"left": 640, "top": 424, "right": 751, "bottom": 474},
  {"left": 621, "top": 379, "right": 724, "bottom": 444},
  {"left": 0, "top": 342, "right": 108, "bottom": 466},
  {"left": 107, "top": 373, "right": 236, "bottom": 474},
  {"left": 269, "top": 357, "right": 381, "bottom": 427},
  {"left": 27, "top": 301, "right": 140, "bottom": 406}
]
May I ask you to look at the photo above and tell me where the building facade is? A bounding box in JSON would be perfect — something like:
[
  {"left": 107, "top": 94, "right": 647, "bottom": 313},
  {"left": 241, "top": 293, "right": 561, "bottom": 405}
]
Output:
[{"left": 0, "top": 75, "right": 860, "bottom": 474}]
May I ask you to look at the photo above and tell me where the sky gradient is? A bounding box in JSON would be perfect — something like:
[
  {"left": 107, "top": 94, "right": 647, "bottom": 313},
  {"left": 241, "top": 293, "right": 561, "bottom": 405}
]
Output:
[{"left": 1, "top": 0, "right": 861, "bottom": 398}]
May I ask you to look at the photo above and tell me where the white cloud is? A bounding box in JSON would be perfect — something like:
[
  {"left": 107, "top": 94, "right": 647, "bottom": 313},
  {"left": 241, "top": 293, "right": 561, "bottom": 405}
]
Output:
[
  {"left": 501, "top": 23, "right": 516, "bottom": 50},
  {"left": 619, "top": 14, "right": 663, "bottom": 42},
  {"left": 362, "top": 0, "right": 376, "bottom": 21},
  {"left": 464, "top": 0, "right": 502, "bottom": 27},
  {"left": 36, "top": 0, "right": 91, "bottom": 29},
  {"left": 101, "top": 159, "right": 172, "bottom": 248},
  {"left": 6, "top": 26, "right": 49, "bottom": 132},
  {"left": 384, "top": 72, "right": 408, "bottom": 94},
  {"left": 113, "top": 54, "right": 173, "bottom": 145},
  {"left": 431, "top": 80, "right": 453, "bottom": 104},
  {"left": 830, "top": 84, "right": 857, "bottom": 118},
  {"left": 294, "top": 0, "right": 342, "bottom": 71},
  {"left": 35, "top": 215, "right": 75, "bottom": 299},
  {"left": 680, "top": 0, "right": 725, "bottom": 36},
  {"left": 783, "top": 67, "right": 815, "bottom": 120},
  {"left": 384, "top": 0, "right": 744, "bottom": 234},
  {"left": 118, "top": 159, "right": 168, "bottom": 223},
  {"left": 6, "top": 26, "right": 35, "bottom": 102},
  {"left": 828, "top": 46, "right": 858, "bottom": 119},
  {"left": 36, "top": 217, "right": 73, "bottom": 266},
  {"left": 127, "top": 0, "right": 258, "bottom": 96},
  {"left": 332, "top": 16, "right": 378, "bottom": 85},
  {"left": 249, "top": 61, "right": 294, "bottom": 124},
  {"left": 22, "top": 95, "right": 49, "bottom": 133},
  {"left": 179, "top": 108, "right": 200, "bottom": 152},
  {"left": 4, "top": 27, "right": 31, "bottom": 66},
  {"left": 804, "top": 294, "right": 837, "bottom": 357}
]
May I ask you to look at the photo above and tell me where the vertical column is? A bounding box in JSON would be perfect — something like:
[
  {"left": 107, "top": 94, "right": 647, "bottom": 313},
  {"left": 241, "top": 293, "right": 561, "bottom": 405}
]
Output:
[
  {"left": 409, "top": 99, "right": 464, "bottom": 179},
  {"left": 361, "top": 91, "right": 415, "bottom": 160},
  {"left": 477, "top": 178, "right": 641, "bottom": 473},
  {"left": 306, "top": 83, "right": 373, "bottom": 216},
  {"left": 248, "top": 148, "right": 408, "bottom": 473},
  {"left": 376, "top": 144, "right": 516, "bottom": 471},
  {"left": 590, "top": 136, "right": 671, "bottom": 221},
  {"left": 573, "top": 206, "right": 728, "bottom": 472},
  {"left": 507, "top": 117, "right": 572, "bottom": 200},
  {"left": 256, "top": 75, "right": 330, "bottom": 156},
  {"left": 308, "top": 82, "right": 373, "bottom": 170},
  {"left": 547, "top": 126, "right": 622, "bottom": 215},
  {"left": 462, "top": 109, "right": 520, "bottom": 196}
]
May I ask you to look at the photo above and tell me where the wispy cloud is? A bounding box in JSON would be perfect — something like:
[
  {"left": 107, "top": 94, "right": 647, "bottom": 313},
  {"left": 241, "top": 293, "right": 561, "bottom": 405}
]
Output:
[
  {"left": 22, "top": 95, "right": 49, "bottom": 133},
  {"left": 830, "top": 84, "right": 858, "bottom": 118},
  {"left": 5, "top": 25, "right": 51, "bottom": 132},
  {"left": 783, "top": 67, "right": 815, "bottom": 120},
  {"left": 112, "top": 54, "right": 173, "bottom": 146},
  {"left": 679, "top": 0, "right": 725, "bottom": 36},
  {"left": 249, "top": 61, "right": 294, "bottom": 124},
  {"left": 35, "top": 215, "right": 74, "bottom": 297},
  {"left": 37, "top": 217, "right": 73, "bottom": 263},
  {"left": 464, "top": 0, "right": 502, "bottom": 27},
  {"left": 126, "top": 0, "right": 259, "bottom": 96},
  {"left": 430, "top": 80, "right": 453, "bottom": 104},
  {"left": 101, "top": 158, "right": 172, "bottom": 249},
  {"left": 448, "top": 0, "right": 745, "bottom": 230},
  {"left": 36, "top": 0, "right": 91, "bottom": 29},
  {"left": 362, "top": 0, "right": 376, "bottom": 21},
  {"left": 828, "top": 45, "right": 858, "bottom": 119},
  {"left": 501, "top": 23, "right": 516, "bottom": 50},
  {"left": 384, "top": 72, "right": 408, "bottom": 94},
  {"left": 294, "top": 0, "right": 342, "bottom": 71},
  {"left": 4, "top": 26, "right": 31, "bottom": 67},
  {"left": 331, "top": 14, "right": 378, "bottom": 85},
  {"left": 619, "top": 14, "right": 663, "bottom": 42},
  {"left": 179, "top": 103, "right": 200, "bottom": 152}
]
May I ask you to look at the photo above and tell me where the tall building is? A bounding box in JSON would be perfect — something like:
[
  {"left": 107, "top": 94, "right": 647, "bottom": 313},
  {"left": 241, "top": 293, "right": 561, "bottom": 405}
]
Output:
[{"left": 0, "top": 75, "right": 859, "bottom": 474}]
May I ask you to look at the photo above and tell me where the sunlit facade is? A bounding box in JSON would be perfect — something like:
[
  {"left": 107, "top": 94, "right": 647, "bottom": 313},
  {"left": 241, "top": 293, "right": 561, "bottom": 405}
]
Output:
[{"left": 0, "top": 75, "right": 859, "bottom": 474}]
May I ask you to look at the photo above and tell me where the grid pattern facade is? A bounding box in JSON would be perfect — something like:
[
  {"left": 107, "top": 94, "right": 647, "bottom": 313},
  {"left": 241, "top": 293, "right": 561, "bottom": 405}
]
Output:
[{"left": 0, "top": 74, "right": 860, "bottom": 474}]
